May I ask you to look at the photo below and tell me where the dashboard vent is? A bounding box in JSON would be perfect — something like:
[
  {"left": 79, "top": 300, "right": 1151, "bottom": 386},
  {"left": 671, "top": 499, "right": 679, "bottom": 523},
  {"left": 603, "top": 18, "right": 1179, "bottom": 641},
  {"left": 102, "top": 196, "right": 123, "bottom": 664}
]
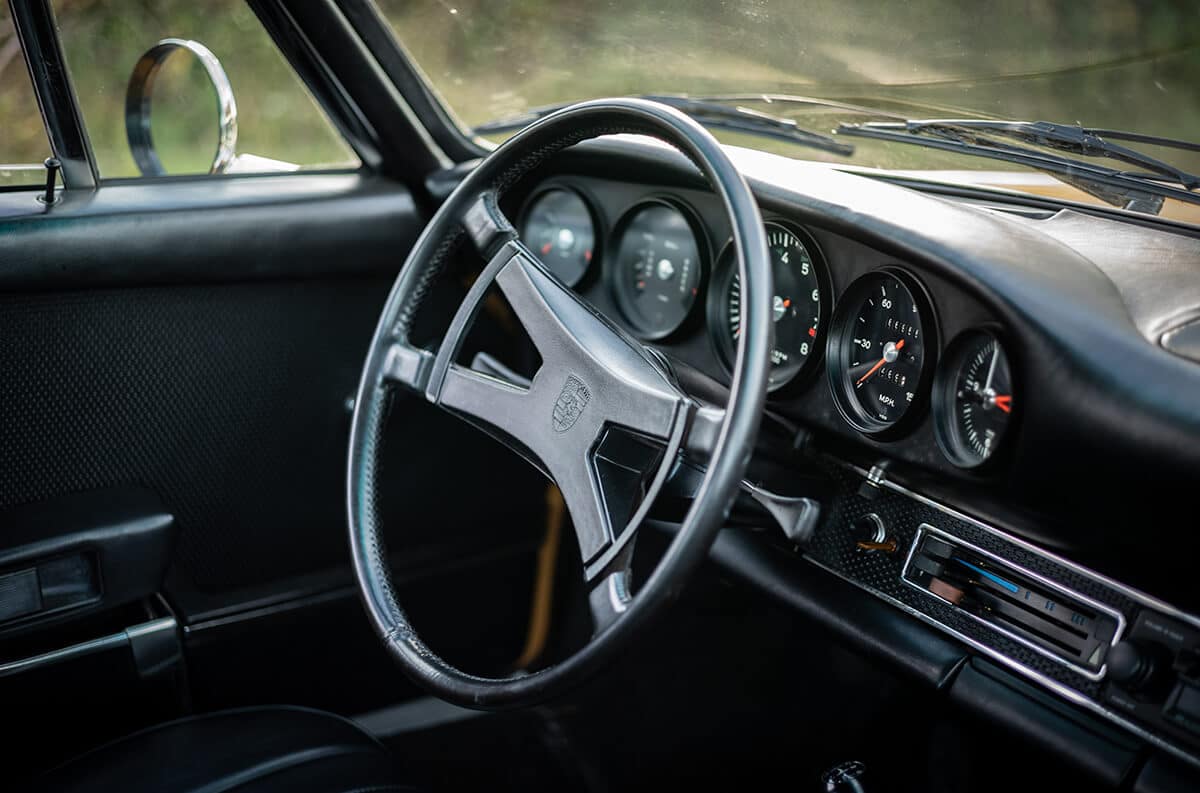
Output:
[{"left": 903, "top": 525, "right": 1122, "bottom": 676}]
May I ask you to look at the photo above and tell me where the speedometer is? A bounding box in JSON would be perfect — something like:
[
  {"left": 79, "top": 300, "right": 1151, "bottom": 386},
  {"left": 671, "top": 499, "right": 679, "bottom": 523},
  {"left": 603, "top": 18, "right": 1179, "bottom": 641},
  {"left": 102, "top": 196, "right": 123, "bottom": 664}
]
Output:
[
  {"left": 712, "top": 222, "right": 829, "bottom": 390},
  {"left": 827, "top": 268, "right": 938, "bottom": 434}
]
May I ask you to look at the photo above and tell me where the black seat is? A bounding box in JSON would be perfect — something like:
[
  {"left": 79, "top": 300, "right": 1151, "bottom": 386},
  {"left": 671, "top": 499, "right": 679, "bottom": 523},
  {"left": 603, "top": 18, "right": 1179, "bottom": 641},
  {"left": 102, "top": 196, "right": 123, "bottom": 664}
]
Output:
[{"left": 28, "top": 706, "right": 413, "bottom": 793}]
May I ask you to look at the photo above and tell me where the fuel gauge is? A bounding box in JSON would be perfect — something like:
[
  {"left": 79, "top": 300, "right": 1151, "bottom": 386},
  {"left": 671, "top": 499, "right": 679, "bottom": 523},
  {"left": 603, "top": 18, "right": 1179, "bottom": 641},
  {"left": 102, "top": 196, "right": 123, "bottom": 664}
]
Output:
[{"left": 934, "top": 329, "right": 1015, "bottom": 468}]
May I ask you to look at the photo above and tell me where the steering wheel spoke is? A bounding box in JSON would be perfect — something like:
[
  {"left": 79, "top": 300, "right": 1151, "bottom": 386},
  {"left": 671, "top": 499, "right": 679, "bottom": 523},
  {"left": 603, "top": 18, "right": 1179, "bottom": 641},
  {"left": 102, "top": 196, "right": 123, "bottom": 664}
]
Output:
[
  {"left": 436, "top": 362, "right": 545, "bottom": 462},
  {"left": 379, "top": 339, "right": 435, "bottom": 392},
  {"left": 418, "top": 197, "right": 697, "bottom": 565},
  {"left": 586, "top": 544, "right": 635, "bottom": 637},
  {"left": 682, "top": 403, "right": 726, "bottom": 462},
  {"left": 461, "top": 189, "right": 518, "bottom": 260}
]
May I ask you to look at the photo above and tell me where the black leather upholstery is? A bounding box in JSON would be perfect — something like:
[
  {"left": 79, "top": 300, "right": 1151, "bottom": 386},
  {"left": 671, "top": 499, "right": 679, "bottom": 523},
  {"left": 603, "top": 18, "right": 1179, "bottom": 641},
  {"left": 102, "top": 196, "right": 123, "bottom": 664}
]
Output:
[{"left": 28, "top": 706, "right": 411, "bottom": 793}]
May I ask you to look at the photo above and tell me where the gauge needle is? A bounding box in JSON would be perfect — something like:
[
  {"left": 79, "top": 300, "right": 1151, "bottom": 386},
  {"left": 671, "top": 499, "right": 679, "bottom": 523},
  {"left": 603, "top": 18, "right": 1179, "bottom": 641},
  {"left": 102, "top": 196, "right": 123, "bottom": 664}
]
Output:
[
  {"left": 983, "top": 345, "right": 999, "bottom": 392},
  {"left": 982, "top": 345, "right": 1011, "bottom": 412},
  {"left": 856, "top": 338, "right": 904, "bottom": 386}
]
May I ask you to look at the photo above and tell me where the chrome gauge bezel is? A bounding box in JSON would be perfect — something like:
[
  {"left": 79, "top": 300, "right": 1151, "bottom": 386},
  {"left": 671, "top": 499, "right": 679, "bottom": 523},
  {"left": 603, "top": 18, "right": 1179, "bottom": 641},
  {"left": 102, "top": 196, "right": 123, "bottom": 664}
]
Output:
[
  {"left": 606, "top": 197, "right": 710, "bottom": 341},
  {"left": 932, "top": 327, "right": 1016, "bottom": 469},
  {"left": 708, "top": 220, "right": 832, "bottom": 393},
  {"left": 826, "top": 266, "right": 940, "bottom": 436},
  {"left": 517, "top": 184, "right": 603, "bottom": 289}
]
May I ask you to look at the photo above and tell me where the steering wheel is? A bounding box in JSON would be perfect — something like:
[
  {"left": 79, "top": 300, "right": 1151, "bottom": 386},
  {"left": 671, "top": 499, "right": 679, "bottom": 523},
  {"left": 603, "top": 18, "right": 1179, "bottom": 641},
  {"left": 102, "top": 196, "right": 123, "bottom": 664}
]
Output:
[{"left": 347, "top": 98, "right": 773, "bottom": 709}]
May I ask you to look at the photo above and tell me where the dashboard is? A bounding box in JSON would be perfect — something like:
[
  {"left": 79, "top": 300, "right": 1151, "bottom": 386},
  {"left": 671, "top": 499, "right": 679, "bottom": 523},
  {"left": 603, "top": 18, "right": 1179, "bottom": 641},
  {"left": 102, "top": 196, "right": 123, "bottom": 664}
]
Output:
[
  {"left": 514, "top": 174, "right": 1017, "bottom": 476},
  {"left": 497, "top": 136, "right": 1200, "bottom": 776}
]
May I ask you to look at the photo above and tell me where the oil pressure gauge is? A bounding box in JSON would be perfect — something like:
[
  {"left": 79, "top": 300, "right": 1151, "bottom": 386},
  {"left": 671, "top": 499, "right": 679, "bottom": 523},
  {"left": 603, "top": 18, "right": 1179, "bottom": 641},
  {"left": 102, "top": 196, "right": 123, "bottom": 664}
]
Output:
[{"left": 934, "top": 329, "right": 1015, "bottom": 468}]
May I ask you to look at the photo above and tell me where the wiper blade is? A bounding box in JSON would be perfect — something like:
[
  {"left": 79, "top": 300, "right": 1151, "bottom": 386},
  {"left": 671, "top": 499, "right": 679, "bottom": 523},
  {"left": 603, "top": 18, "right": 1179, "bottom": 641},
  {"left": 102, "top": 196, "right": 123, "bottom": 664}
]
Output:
[
  {"left": 668, "top": 92, "right": 911, "bottom": 120},
  {"left": 837, "top": 119, "right": 1200, "bottom": 214},
  {"left": 472, "top": 94, "right": 854, "bottom": 157},
  {"left": 903, "top": 119, "right": 1200, "bottom": 190}
]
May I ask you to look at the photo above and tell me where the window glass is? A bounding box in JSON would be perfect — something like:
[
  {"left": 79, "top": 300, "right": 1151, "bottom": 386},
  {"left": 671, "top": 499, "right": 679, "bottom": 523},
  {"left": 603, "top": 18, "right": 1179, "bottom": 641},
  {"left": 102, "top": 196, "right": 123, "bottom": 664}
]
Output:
[
  {"left": 378, "top": 0, "right": 1200, "bottom": 224},
  {"left": 0, "top": 6, "right": 53, "bottom": 187},
  {"left": 53, "top": 0, "right": 359, "bottom": 178}
]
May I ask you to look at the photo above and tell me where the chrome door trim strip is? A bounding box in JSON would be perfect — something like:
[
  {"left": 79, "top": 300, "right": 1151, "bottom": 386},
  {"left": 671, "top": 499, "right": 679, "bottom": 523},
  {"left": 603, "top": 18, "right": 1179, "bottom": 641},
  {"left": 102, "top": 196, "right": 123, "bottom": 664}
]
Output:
[{"left": 0, "top": 617, "right": 176, "bottom": 679}]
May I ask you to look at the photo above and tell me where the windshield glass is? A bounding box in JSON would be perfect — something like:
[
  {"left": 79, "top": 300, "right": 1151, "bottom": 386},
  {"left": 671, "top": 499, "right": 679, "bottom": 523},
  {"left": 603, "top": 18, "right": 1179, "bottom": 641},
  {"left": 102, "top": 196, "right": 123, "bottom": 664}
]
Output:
[{"left": 378, "top": 0, "right": 1200, "bottom": 223}]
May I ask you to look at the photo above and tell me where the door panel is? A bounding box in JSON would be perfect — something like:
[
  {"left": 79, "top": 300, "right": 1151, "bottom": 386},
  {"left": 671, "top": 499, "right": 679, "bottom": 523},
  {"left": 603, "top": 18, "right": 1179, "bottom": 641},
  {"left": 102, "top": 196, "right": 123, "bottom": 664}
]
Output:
[
  {"left": 0, "top": 277, "right": 383, "bottom": 594},
  {"left": 0, "top": 174, "right": 547, "bottom": 754}
]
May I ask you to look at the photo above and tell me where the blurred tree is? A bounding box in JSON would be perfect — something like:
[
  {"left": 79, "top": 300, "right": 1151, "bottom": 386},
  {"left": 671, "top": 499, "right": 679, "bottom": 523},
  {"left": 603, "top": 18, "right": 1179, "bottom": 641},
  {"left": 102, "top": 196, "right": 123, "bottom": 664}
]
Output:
[{"left": 0, "top": 8, "right": 51, "bottom": 183}]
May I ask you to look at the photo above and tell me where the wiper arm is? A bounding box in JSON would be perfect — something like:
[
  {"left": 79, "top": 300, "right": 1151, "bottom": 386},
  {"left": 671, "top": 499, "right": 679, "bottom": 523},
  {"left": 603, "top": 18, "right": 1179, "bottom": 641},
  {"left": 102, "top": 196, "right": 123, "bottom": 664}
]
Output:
[
  {"left": 473, "top": 94, "right": 854, "bottom": 157},
  {"left": 837, "top": 119, "right": 1200, "bottom": 214},
  {"left": 903, "top": 119, "right": 1200, "bottom": 190}
]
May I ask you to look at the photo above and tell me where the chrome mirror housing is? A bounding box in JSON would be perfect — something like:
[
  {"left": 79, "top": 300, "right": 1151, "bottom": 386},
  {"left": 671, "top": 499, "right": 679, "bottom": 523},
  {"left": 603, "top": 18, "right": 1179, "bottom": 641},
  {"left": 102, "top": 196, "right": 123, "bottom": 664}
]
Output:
[{"left": 125, "top": 38, "right": 238, "bottom": 177}]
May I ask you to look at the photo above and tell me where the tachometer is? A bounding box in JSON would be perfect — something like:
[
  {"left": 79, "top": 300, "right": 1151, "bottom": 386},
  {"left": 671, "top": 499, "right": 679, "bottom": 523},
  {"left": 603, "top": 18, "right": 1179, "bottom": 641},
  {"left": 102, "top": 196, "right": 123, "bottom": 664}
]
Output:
[
  {"left": 934, "top": 329, "right": 1014, "bottom": 468},
  {"left": 712, "top": 221, "right": 829, "bottom": 390},
  {"left": 827, "top": 268, "right": 938, "bottom": 434},
  {"left": 519, "top": 187, "right": 597, "bottom": 287},
  {"left": 610, "top": 200, "right": 705, "bottom": 339}
]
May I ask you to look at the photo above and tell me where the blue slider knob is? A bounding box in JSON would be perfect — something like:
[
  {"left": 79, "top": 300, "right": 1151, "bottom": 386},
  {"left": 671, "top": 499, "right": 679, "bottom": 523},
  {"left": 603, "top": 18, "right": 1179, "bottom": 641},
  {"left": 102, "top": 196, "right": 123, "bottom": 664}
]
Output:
[{"left": 952, "top": 557, "right": 1020, "bottom": 594}]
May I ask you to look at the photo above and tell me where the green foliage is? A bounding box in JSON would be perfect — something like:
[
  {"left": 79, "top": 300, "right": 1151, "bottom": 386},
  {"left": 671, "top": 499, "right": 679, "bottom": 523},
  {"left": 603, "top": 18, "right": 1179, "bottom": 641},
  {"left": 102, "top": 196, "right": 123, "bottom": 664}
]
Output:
[{"left": 0, "top": 10, "right": 50, "bottom": 175}]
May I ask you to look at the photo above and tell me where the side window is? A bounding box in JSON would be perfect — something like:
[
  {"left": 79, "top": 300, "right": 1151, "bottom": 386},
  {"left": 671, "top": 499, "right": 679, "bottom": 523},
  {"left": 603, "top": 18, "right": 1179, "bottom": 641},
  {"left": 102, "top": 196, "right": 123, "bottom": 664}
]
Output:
[
  {"left": 52, "top": 0, "right": 359, "bottom": 179},
  {"left": 0, "top": 7, "right": 52, "bottom": 187}
]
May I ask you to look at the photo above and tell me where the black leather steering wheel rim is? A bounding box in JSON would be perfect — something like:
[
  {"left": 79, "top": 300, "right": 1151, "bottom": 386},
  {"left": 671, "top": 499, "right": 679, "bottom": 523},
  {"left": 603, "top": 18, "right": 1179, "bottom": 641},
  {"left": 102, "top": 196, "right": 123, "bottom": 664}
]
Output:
[{"left": 347, "top": 98, "right": 773, "bottom": 709}]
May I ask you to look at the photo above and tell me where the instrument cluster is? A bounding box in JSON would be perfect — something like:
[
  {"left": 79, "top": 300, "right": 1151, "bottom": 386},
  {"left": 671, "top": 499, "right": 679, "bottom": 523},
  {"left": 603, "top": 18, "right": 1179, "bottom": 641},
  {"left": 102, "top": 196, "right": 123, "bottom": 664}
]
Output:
[{"left": 516, "top": 182, "right": 1017, "bottom": 470}]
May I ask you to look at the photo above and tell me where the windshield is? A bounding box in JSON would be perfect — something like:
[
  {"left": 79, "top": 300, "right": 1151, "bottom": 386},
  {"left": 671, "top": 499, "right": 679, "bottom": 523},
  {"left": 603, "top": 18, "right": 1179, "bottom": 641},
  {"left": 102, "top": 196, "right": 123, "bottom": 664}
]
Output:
[{"left": 378, "top": 0, "right": 1200, "bottom": 223}]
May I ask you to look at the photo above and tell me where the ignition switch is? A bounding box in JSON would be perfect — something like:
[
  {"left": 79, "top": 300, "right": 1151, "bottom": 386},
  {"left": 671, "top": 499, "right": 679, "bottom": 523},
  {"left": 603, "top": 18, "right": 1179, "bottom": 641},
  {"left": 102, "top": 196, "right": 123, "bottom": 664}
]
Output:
[{"left": 852, "top": 513, "right": 897, "bottom": 553}]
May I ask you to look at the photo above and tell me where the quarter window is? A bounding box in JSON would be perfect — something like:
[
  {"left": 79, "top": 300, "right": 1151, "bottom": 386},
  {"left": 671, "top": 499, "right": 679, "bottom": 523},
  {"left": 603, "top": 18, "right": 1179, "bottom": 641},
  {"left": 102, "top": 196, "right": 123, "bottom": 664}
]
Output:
[{"left": 52, "top": 0, "right": 359, "bottom": 178}]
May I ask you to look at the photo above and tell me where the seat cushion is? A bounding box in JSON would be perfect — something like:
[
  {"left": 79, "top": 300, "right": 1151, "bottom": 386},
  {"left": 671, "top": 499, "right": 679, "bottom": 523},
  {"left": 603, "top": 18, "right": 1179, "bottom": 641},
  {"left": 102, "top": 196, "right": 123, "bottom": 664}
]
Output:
[{"left": 28, "top": 705, "right": 413, "bottom": 793}]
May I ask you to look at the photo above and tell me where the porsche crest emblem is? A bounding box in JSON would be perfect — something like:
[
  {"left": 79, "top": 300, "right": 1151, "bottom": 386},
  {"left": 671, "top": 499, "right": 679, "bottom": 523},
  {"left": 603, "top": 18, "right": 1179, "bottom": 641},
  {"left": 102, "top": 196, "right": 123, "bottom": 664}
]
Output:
[{"left": 552, "top": 375, "right": 591, "bottom": 433}]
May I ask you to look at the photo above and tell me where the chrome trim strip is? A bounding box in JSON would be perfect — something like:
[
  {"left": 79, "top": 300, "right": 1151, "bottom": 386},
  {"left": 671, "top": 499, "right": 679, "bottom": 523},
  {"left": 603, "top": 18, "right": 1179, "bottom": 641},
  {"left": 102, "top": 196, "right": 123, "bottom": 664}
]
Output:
[
  {"left": 808, "top": 556, "right": 1200, "bottom": 769},
  {"left": 0, "top": 617, "right": 176, "bottom": 679},
  {"left": 124, "top": 617, "right": 178, "bottom": 643},
  {"left": 900, "top": 524, "right": 1126, "bottom": 681}
]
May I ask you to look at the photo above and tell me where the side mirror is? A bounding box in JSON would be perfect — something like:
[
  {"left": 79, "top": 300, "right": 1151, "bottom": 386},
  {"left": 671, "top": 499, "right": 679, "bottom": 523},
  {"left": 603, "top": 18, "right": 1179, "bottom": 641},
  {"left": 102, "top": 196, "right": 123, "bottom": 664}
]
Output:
[
  {"left": 125, "top": 39, "right": 296, "bottom": 176},
  {"left": 125, "top": 38, "right": 237, "bottom": 177}
]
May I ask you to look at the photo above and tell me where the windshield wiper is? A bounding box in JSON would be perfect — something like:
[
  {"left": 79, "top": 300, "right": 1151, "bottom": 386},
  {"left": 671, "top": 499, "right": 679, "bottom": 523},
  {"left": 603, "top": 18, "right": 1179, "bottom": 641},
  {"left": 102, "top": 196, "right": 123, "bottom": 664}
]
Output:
[
  {"left": 904, "top": 119, "right": 1200, "bottom": 189},
  {"left": 837, "top": 119, "right": 1200, "bottom": 214},
  {"left": 473, "top": 94, "right": 854, "bottom": 157}
]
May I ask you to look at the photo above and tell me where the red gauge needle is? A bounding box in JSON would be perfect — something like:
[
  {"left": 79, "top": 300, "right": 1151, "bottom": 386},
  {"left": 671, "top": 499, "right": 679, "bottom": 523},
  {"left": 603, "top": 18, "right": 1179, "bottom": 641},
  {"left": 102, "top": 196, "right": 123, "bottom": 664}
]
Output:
[
  {"left": 993, "top": 394, "right": 1012, "bottom": 413},
  {"left": 541, "top": 242, "right": 553, "bottom": 255},
  {"left": 856, "top": 338, "right": 904, "bottom": 386}
]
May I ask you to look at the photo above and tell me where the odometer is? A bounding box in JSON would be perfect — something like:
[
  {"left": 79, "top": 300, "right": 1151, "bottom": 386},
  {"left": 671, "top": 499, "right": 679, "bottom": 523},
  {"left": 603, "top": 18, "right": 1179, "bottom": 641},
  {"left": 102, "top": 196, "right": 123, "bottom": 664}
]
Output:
[{"left": 827, "top": 268, "right": 937, "bottom": 434}]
